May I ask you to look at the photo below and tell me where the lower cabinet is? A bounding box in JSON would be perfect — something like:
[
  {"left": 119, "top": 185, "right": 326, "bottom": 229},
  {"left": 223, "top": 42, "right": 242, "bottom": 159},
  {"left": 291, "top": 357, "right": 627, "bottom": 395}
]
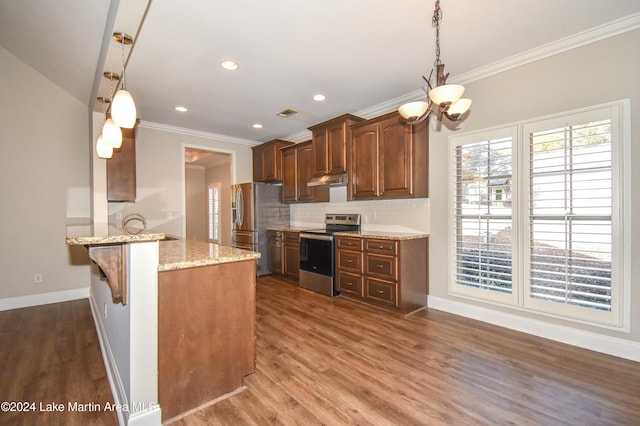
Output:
[
  {"left": 336, "top": 235, "right": 428, "bottom": 313},
  {"left": 268, "top": 231, "right": 283, "bottom": 274},
  {"left": 283, "top": 231, "right": 300, "bottom": 281},
  {"left": 269, "top": 229, "right": 299, "bottom": 282}
]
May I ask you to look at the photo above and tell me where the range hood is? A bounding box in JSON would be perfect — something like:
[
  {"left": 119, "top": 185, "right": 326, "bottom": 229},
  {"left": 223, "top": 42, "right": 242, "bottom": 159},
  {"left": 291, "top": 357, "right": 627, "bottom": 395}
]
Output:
[{"left": 307, "top": 173, "right": 348, "bottom": 187}]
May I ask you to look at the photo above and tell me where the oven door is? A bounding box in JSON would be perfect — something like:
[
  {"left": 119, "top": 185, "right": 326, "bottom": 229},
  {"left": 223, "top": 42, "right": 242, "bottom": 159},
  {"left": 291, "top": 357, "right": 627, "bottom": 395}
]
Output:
[{"left": 299, "top": 233, "right": 333, "bottom": 277}]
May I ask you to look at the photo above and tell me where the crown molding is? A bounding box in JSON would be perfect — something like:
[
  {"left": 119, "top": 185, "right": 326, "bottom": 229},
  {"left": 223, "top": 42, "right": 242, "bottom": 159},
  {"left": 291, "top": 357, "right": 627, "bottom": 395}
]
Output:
[
  {"left": 394, "top": 13, "right": 640, "bottom": 106},
  {"left": 138, "top": 120, "right": 260, "bottom": 146},
  {"left": 452, "top": 12, "right": 640, "bottom": 85}
]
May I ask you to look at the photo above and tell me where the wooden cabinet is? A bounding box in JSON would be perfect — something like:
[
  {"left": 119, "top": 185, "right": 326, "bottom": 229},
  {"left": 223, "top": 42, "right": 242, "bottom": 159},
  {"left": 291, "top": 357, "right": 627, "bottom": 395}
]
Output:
[
  {"left": 283, "top": 231, "right": 300, "bottom": 281},
  {"left": 349, "top": 111, "right": 428, "bottom": 201},
  {"left": 268, "top": 230, "right": 283, "bottom": 274},
  {"left": 107, "top": 125, "right": 137, "bottom": 202},
  {"left": 308, "top": 114, "right": 363, "bottom": 177},
  {"left": 281, "top": 141, "right": 329, "bottom": 203},
  {"left": 252, "top": 139, "right": 294, "bottom": 183},
  {"left": 336, "top": 235, "right": 428, "bottom": 313}
]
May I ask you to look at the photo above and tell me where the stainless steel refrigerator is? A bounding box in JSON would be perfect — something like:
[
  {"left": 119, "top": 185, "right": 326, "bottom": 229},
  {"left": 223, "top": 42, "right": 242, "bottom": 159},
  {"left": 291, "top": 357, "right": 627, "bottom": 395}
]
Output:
[{"left": 231, "top": 182, "right": 290, "bottom": 276}]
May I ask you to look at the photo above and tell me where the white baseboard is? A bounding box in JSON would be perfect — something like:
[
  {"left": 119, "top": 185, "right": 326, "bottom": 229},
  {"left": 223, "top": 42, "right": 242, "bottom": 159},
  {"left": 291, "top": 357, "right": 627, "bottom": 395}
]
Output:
[
  {"left": 0, "top": 287, "right": 89, "bottom": 311},
  {"left": 428, "top": 296, "right": 640, "bottom": 362}
]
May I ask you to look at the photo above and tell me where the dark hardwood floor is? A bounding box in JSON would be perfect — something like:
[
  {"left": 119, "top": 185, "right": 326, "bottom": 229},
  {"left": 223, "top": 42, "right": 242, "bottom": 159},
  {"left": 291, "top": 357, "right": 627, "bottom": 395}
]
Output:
[{"left": 1, "top": 276, "right": 639, "bottom": 425}]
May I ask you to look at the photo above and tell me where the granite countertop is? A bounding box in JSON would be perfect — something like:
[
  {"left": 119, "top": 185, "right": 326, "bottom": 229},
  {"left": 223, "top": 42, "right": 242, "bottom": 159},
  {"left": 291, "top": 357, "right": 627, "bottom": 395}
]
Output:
[
  {"left": 65, "top": 224, "right": 165, "bottom": 245},
  {"left": 266, "top": 226, "right": 314, "bottom": 232},
  {"left": 334, "top": 230, "right": 429, "bottom": 240},
  {"left": 158, "top": 239, "right": 260, "bottom": 271}
]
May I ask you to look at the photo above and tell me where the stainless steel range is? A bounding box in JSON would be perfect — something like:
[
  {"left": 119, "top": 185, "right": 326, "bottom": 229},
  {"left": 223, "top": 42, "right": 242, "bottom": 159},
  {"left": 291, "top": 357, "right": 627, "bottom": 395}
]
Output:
[{"left": 299, "top": 214, "right": 361, "bottom": 296}]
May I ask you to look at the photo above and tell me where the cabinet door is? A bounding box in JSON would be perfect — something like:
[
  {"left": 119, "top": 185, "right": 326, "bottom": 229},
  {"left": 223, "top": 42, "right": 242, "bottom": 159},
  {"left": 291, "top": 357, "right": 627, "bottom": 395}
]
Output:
[
  {"left": 350, "top": 124, "right": 379, "bottom": 200},
  {"left": 262, "top": 146, "right": 277, "bottom": 181},
  {"left": 327, "top": 122, "right": 347, "bottom": 174},
  {"left": 107, "top": 126, "right": 136, "bottom": 202},
  {"left": 283, "top": 233, "right": 300, "bottom": 281},
  {"left": 281, "top": 148, "right": 297, "bottom": 202},
  {"left": 380, "top": 115, "right": 413, "bottom": 198},
  {"left": 297, "top": 143, "right": 315, "bottom": 202},
  {"left": 268, "top": 232, "right": 283, "bottom": 274},
  {"left": 312, "top": 129, "right": 329, "bottom": 176},
  {"left": 252, "top": 146, "right": 264, "bottom": 182}
]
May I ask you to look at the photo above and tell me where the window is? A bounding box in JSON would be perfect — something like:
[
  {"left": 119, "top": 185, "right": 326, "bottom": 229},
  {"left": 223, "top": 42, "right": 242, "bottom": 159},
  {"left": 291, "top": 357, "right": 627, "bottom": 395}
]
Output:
[
  {"left": 208, "top": 183, "right": 221, "bottom": 243},
  {"left": 450, "top": 101, "right": 628, "bottom": 327}
]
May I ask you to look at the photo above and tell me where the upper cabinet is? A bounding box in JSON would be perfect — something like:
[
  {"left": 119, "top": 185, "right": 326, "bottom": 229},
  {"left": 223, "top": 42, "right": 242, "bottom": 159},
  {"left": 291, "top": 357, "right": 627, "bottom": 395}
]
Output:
[
  {"left": 107, "top": 125, "right": 137, "bottom": 202},
  {"left": 349, "top": 111, "right": 428, "bottom": 201},
  {"left": 252, "top": 139, "right": 294, "bottom": 183},
  {"left": 308, "top": 114, "right": 363, "bottom": 177},
  {"left": 281, "top": 141, "right": 329, "bottom": 203}
]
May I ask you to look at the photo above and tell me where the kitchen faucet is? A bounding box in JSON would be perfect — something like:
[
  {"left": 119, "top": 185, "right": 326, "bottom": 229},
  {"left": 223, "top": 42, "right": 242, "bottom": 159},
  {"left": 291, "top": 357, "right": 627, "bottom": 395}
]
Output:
[{"left": 122, "top": 213, "right": 147, "bottom": 235}]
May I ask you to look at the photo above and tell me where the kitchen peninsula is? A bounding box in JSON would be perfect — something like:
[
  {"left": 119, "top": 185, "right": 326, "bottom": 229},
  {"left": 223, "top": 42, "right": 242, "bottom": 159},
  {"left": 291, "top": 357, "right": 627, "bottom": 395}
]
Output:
[{"left": 66, "top": 226, "right": 259, "bottom": 425}]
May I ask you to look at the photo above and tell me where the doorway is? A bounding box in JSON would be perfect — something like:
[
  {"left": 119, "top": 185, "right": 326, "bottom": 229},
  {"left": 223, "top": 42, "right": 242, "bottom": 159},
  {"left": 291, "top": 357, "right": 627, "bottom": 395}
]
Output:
[{"left": 184, "top": 148, "right": 232, "bottom": 245}]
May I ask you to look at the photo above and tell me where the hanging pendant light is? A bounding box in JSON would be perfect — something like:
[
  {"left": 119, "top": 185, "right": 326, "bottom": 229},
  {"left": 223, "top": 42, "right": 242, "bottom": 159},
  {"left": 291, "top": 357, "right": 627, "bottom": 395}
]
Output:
[
  {"left": 398, "top": 0, "right": 471, "bottom": 124},
  {"left": 111, "top": 32, "right": 137, "bottom": 129},
  {"left": 96, "top": 134, "right": 113, "bottom": 159},
  {"left": 102, "top": 118, "right": 122, "bottom": 148}
]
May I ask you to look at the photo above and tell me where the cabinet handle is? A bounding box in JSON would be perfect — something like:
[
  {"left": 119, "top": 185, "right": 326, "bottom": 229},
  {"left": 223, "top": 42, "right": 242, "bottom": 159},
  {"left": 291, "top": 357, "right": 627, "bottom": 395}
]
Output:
[
  {"left": 378, "top": 245, "right": 384, "bottom": 249},
  {"left": 376, "top": 264, "right": 384, "bottom": 268},
  {"left": 347, "top": 259, "right": 352, "bottom": 263},
  {"left": 377, "top": 290, "right": 384, "bottom": 294}
]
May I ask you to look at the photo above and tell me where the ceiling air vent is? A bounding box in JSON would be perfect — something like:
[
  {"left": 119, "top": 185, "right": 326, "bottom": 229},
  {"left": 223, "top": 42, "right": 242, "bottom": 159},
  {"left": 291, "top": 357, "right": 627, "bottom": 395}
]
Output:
[{"left": 276, "top": 108, "right": 298, "bottom": 118}]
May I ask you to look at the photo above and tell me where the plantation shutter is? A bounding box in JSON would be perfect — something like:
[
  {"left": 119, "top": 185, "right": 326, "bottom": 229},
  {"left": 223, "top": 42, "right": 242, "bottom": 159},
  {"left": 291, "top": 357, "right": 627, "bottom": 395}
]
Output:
[
  {"left": 527, "top": 120, "right": 613, "bottom": 311},
  {"left": 208, "top": 183, "right": 220, "bottom": 242},
  {"left": 453, "top": 136, "right": 514, "bottom": 296}
]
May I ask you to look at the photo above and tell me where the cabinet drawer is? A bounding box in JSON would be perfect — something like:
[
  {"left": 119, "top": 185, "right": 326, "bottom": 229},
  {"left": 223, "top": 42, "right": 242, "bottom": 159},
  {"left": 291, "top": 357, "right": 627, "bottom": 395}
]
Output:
[
  {"left": 337, "top": 272, "right": 363, "bottom": 297},
  {"left": 337, "top": 250, "right": 362, "bottom": 273},
  {"left": 365, "top": 278, "right": 397, "bottom": 307},
  {"left": 284, "top": 231, "right": 299, "bottom": 245},
  {"left": 337, "top": 237, "right": 362, "bottom": 251},
  {"left": 365, "top": 254, "right": 396, "bottom": 280},
  {"left": 365, "top": 238, "right": 397, "bottom": 255}
]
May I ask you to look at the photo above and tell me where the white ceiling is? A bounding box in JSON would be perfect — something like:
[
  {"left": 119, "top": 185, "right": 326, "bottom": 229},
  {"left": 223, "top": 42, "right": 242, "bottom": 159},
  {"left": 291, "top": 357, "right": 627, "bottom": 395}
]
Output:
[{"left": 2, "top": 0, "right": 640, "bottom": 143}]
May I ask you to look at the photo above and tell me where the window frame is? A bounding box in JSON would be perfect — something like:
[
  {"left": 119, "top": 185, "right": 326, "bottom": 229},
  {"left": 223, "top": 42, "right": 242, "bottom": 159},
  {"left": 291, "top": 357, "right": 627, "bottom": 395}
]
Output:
[{"left": 448, "top": 100, "right": 630, "bottom": 330}]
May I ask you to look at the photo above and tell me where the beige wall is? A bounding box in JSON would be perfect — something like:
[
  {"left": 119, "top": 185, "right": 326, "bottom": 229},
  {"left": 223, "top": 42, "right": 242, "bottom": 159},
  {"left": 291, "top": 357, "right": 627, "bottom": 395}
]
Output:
[
  {"left": 108, "top": 125, "right": 254, "bottom": 237},
  {"left": 428, "top": 29, "right": 640, "bottom": 343},
  {"left": 0, "top": 46, "right": 91, "bottom": 301}
]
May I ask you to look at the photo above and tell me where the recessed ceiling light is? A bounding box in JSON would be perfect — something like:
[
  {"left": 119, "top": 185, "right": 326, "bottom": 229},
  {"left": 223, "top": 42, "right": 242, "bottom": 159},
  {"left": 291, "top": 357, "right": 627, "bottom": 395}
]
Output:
[
  {"left": 220, "top": 60, "right": 239, "bottom": 71},
  {"left": 313, "top": 94, "right": 326, "bottom": 102},
  {"left": 175, "top": 106, "right": 188, "bottom": 112},
  {"left": 252, "top": 123, "right": 263, "bottom": 129}
]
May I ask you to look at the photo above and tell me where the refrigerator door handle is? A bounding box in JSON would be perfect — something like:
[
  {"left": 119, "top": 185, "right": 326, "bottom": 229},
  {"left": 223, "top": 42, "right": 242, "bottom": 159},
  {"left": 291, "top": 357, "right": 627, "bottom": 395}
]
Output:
[{"left": 237, "top": 187, "right": 244, "bottom": 228}]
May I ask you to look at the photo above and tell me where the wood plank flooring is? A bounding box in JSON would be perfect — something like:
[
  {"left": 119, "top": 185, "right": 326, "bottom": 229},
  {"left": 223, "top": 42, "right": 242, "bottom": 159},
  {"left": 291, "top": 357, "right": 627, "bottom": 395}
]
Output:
[
  {"left": 1, "top": 277, "right": 639, "bottom": 425},
  {"left": 0, "top": 299, "right": 117, "bottom": 425}
]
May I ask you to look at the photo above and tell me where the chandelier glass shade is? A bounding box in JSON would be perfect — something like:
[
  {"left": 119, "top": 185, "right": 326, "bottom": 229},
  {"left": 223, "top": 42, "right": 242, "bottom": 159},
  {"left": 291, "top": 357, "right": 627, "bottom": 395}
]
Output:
[{"left": 398, "top": 0, "right": 471, "bottom": 124}]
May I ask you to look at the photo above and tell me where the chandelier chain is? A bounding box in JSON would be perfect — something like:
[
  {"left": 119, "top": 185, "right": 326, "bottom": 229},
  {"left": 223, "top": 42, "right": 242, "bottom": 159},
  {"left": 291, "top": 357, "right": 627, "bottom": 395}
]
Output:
[{"left": 433, "top": 0, "right": 442, "bottom": 66}]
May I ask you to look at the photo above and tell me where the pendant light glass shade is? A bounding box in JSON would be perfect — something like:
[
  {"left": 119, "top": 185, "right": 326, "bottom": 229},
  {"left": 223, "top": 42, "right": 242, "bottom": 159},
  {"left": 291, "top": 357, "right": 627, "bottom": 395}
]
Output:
[
  {"left": 96, "top": 135, "right": 113, "bottom": 159},
  {"left": 111, "top": 89, "right": 137, "bottom": 128},
  {"left": 398, "top": 101, "right": 430, "bottom": 121},
  {"left": 428, "top": 84, "right": 464, "bottom": 107},
  {"left": 102, "top": 118, "right": 122, "bottom": 148}
]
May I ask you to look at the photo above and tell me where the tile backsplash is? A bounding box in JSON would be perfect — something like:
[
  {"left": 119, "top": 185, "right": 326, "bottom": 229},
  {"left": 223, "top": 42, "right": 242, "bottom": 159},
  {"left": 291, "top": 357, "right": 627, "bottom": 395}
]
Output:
[{"left": 290, "top": 186, "right": 430, "bottom": 233}]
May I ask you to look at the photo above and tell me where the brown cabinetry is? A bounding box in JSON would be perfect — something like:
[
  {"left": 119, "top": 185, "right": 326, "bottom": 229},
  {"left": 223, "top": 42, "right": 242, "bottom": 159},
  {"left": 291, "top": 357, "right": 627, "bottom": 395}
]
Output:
[
  {"left": 252, "top": 139, "right": 294, "bottom": 183},
  {"left": 269, "top": 229, "right": 300, "bottom": 282},
  {"left": 107, "top": 125, "right": 137, "bottom": 202},
  {"left": 349, "top": 111, "right": 428, "bottom": 201},
  {"left": 308, "top": 114, "right": 363, "bottom": 177},
  {"left": 336, "top": 235, "right": 428, "bottom": 313},
  {"left": 281, "top": 141, "right": 329, "bottom": 203},
  {"left": 268, "top": 230, "right": 283, "bottom": 274},
  {"left": 283, "top": 231, "right": 300, "bottom": 281}
]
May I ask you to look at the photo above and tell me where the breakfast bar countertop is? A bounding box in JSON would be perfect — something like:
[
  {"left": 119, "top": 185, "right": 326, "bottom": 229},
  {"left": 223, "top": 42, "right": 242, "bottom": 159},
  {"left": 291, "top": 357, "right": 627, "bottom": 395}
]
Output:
[{"left": 158, "top": 239, "right": 260, "bottom": 271}]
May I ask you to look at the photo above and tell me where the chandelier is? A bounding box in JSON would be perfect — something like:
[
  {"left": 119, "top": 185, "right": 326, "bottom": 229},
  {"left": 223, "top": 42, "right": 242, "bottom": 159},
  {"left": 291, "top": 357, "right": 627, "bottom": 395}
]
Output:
[{"left": 398, "top": 0, "right": 471, "bottom": 124}]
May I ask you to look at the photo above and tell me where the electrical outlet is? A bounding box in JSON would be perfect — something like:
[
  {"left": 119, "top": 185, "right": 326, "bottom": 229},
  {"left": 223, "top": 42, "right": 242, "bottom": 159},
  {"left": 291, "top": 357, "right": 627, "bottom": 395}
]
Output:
[
  {"left": 34, "top": 273, "right": 43, "bottom": 284},
  {"left": 104, "top": 303, "right": 108, "bottom": 319}
]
